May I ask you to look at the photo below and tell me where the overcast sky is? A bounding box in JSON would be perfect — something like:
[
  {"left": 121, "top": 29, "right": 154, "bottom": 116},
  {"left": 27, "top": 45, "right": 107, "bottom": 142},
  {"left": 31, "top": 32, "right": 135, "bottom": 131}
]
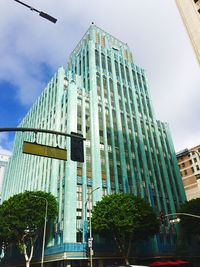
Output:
[{"left": 0, "top": 0, "right": 199, "bottom": 155}]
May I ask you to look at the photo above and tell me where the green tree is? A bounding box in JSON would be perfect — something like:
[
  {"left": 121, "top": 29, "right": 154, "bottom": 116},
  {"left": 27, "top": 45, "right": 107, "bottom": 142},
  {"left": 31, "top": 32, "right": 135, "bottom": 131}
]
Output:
[
  {"left": 92, "top": 193, "right": 159, "bottom": 265},
  {"left": 179, "top": 198, "right": 200, "bottom": 236},
  {"left": 0, "top": 191, "right": 57, "bottom": 267}
]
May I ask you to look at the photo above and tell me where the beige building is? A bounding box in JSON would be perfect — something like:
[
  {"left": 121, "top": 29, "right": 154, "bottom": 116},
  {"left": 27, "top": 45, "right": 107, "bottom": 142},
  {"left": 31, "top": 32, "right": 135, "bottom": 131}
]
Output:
[
  {"left": 175, "top": 0, "right": 200, "bottom": 65},
  {"left": 176, "top": 145, "right": 200, "bottom": 200}
]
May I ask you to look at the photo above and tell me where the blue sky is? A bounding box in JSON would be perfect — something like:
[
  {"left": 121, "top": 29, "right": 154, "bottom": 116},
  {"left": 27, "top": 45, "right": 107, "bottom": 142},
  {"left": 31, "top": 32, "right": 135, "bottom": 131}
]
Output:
[{"left": 0, "top": 0, "right": 200, "bottom": 155}]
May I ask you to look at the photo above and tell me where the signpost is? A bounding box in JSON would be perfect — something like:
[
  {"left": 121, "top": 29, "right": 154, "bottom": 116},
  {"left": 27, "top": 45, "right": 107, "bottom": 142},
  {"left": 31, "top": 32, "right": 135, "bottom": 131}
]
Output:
[
  {"left": 23, "top": 142, "right": 67, "bottom": 161},
  {"left": 88, "top": 238, "right": 93, "bottom": 248}
]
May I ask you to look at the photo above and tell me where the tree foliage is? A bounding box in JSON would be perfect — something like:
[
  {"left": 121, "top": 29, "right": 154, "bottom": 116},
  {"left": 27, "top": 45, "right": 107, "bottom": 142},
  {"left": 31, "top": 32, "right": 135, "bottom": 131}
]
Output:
[
  {"left": 179, "top": 198, "right": 200, "bottom": 236},
  {"left": 0, "top": 191, "right": 57, "bottom": 267},
  {"left": 92, "top": 193, "right": 159, "bottom": 264}
]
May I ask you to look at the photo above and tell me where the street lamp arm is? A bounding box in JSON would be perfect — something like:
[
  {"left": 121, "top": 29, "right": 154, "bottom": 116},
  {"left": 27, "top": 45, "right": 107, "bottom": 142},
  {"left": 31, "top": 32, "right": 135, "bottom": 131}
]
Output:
[
  {"left": 91, "top": 186, "right": 100, "bottom": 195},
  {"left": 165, "top": 212, "right": 200, "bottom": 219},
  {"left": 13, "top": 0, "right": 57, "bottom": 23},
  {"left": 14, "top": 0, "right": 39, "bottom": 12}
]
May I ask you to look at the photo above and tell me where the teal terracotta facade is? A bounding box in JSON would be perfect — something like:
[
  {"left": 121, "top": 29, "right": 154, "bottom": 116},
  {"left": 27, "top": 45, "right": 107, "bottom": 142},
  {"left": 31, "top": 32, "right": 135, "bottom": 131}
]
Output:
[{"left": 2, "top": 25, "right": 186, "bottom": 264}]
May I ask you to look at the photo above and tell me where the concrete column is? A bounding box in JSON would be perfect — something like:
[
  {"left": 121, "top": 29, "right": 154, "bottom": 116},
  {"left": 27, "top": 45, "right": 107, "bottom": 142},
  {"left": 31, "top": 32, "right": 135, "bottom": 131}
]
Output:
[{"left": 63, "top": 78, "right": 77, "bottom": 243}]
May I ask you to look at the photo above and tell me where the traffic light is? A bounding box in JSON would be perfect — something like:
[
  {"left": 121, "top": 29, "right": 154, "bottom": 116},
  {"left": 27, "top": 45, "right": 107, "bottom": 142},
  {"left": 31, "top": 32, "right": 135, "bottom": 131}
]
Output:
[
  {"left": 70, "top": 132, "right": 84, "bottom": 162},
  {"left": 160, "top": 211, "right": 165, "bottom": 224}
]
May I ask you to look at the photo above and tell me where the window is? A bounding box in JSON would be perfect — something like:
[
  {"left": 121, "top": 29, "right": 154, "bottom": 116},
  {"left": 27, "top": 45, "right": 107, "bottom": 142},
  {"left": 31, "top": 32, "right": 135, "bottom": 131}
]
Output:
[
  {"left": 99, "top": 130, "right": 103, "bottom": 137},
  {"left": 120, "top": 64, "right": 125, "bottom": 80},
  {"left": 101, "top": 53, "right": 106, "bottom": 70},
  {"left": 96, "top": 32, "right": 100, "bottom": 43},
  {"left": 77, "top": 98, "right": 82, "bottom": 106},
  {"left": 86, "top": 101, "right": 89, "bottom": 109},
  {"left": 79, "top": 60, "right": 81, "bottom": 75},
  {"left": 117, "top": 83, "right": 122, "bottom": 98},
  {"left": 77, "top": 124, "right": 82, "bottom": 131},
  {"left": 103, "top": 76, "right": 107, "bottom": 94},
  {"left": 101, "top": 36, "right": 105, "bottom": 47},
  {"left": 124, "top": 50, "right": 128, "bottom": 60},
  {"left": 132, "top": 70, "right": 137, "bottom": 87},
  {"left": 107, "top": 57, "right": 112, "bottom": 73},
  {"left": 197, "top": 165, "right": 200, "bottom": 171},
  {"left": 95, "top": 50, "right": 100, "bottom": 66},
  {"left": 184, "top": 170, "right": 187, "bottom": 176},
  {"left": 125, "top": 66, "right": 130, "bottom": 82},
  {"left": 100, "top": 144, "right": 104, "bottom": 150},
  {"left": 86, "top": 50, "right": 89, "bottom": 70},
  {"left": 115, "top": 60, "right": 119, "bottom": 77},
  {"left": 83, "top": 55, "right": 85, "bottom": 74}
]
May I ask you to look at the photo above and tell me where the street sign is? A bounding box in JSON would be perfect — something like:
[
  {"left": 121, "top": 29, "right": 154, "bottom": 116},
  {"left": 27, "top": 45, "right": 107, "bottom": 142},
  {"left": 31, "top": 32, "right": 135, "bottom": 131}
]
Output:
[
  {"left": 23, "top": 141, "right": 67, "bottom": 161},
  {"left": 88, "top": 239, "right": 93, "bottom": 248}
]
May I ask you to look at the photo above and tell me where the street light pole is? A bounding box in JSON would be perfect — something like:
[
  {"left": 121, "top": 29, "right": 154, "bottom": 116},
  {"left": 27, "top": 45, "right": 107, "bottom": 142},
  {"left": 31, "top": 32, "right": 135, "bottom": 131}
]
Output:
[
  {"left": 33, "top": 196, "right": 48, "bottom": 267},
  {"left": 87, "top": 186, "right": 100, "bottom": 267},
  {"left": 165, "top": 212, "right": 200, "bottom": 220},
  {"left": 13, "top": 0, "right": 57, "bottom": 23}
]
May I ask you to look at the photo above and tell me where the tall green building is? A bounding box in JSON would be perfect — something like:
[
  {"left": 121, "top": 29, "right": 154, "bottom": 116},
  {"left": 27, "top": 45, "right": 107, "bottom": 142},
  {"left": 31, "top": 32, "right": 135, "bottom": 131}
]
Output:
[{"left": 2, "top": 24, "right": 186, "bottom": 266}]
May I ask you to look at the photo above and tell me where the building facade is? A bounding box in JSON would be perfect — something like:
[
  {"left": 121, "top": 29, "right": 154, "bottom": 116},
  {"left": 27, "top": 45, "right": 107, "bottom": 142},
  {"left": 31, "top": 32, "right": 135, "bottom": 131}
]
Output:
[
  {"left": 175, "top": 0, "right": 200, "bottom": 65},
  {"left": 2, "top": 25, "right": 186, "bottom": 266},
  {"left": 176, "top": 145, "right": 200, "bottom": 200},
  {"left": 0, "top": 154, "right": 9, "bottom": 196}
]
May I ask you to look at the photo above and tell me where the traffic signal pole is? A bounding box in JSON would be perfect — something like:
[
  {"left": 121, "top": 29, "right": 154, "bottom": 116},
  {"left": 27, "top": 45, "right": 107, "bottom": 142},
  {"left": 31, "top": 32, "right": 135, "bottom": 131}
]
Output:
[
  {"left": 0, "top": 127, "right": 86, "bottom": 162},
  {"left": 0, "top": 127, "right": 85, "bottom": 139}
]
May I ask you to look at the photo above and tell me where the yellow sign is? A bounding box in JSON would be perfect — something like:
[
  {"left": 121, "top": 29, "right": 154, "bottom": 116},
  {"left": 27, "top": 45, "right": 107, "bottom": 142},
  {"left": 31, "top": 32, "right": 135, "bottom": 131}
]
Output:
[{"left": 23, "top": 142, "right": 67, "bottom": 161}]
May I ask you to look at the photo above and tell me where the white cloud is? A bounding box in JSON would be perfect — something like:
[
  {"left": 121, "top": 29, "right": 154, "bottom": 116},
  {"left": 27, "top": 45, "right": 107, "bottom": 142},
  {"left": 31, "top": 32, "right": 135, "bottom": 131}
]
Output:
[
  {"left": 0, "top": 0, "right": 199, "bottom": 151},
  {"left": 0, "top": 146, "right": 12, "bottom": 156},
  {"left": 0, "top": 133, "right": 12, "bottom": 155}
]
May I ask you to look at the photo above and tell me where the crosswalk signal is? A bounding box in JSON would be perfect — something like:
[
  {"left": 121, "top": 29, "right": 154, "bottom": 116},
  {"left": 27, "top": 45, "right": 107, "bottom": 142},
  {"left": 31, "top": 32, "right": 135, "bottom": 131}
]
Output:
[{"left": 70, "top": 132, "right": 84, "bottom": 162}]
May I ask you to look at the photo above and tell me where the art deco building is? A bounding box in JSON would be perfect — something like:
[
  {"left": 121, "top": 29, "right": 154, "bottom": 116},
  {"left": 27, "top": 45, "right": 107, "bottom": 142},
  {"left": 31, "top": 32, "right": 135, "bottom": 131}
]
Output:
[
  {"left": 2, "top": 25, "right": 186, "bottom": 266},
  {"left": 175, "top": 0, "right": 200, "bottom": 65},
  {"left": 177, "top": 145, "right": 200, "bottom": 200}
]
